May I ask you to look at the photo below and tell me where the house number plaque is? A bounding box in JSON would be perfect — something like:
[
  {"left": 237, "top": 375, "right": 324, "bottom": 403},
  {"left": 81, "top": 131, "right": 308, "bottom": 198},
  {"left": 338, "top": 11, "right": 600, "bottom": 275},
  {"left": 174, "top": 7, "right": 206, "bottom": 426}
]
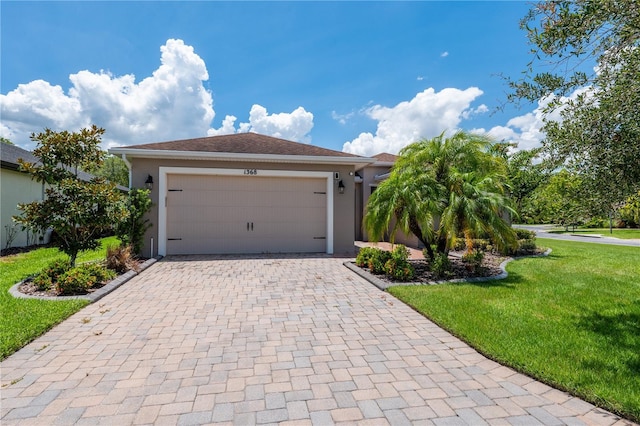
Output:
[{"left": 244, "top": 169, "right": 258, "bottom": 175}]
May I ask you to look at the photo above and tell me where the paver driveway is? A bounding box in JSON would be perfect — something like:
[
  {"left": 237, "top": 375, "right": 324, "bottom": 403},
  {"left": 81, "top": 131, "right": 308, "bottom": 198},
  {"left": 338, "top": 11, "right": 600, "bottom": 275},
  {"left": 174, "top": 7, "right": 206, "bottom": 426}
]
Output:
[{"left": 1, "top": 256, "right": 632, "bottom": 425}]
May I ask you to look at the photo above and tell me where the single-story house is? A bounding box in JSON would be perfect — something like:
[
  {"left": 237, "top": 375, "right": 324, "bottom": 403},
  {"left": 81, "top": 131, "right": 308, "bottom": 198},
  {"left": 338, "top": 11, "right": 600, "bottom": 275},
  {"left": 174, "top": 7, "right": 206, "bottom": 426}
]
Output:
[
  {"left": 355, "top": 152, "right": 422, "bottom": 248},
  {"left": 110, "top": 133, "right": 375, "bottom": 257},
  {"left": 0, "top": 143, "right": 49, "bottom": 249}
]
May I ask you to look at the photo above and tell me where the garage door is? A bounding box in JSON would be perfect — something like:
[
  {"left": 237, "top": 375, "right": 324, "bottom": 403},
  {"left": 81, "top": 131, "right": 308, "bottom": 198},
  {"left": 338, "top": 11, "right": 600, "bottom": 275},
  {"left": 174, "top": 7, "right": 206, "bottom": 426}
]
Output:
[{"left": 165, "top": 174, "right": 327, "bottom": 254}]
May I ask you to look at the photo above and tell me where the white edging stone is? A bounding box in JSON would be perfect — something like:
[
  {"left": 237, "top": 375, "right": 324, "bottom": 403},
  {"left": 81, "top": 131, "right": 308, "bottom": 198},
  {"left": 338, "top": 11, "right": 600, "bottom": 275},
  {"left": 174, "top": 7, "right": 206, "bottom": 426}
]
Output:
[{"left": 9, "top": 257, "right": 160, "bottom": 303}]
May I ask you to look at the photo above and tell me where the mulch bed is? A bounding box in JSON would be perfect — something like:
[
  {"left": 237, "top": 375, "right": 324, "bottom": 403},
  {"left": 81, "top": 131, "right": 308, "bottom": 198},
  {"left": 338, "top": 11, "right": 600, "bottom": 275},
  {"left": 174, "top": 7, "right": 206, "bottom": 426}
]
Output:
[
  {"left": 362, "top": 250, "right": 543, "bottom": 284},
  {"left": 18, "top": 279, "right": 108, "bottom": 298},
  {"left": 17, "top": 259, "right": 145, "bottom": 298}
]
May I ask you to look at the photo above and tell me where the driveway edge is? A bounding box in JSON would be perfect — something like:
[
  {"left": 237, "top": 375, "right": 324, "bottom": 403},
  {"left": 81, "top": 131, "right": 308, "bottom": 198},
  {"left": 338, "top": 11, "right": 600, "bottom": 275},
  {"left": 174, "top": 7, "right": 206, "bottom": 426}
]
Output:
[
  {"left": 9, "top": 257, "right": 160, "bottom": 303},
  {"left": 344, "top": 248, "right": 552, "bottom": 290}
]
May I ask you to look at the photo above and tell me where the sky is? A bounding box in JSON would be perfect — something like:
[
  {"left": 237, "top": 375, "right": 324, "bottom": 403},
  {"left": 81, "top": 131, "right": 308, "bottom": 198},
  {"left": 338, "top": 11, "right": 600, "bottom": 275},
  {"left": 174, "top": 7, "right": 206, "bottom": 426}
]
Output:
[{"left": 1, "top": 1, "right": 550, "bottom": 156}]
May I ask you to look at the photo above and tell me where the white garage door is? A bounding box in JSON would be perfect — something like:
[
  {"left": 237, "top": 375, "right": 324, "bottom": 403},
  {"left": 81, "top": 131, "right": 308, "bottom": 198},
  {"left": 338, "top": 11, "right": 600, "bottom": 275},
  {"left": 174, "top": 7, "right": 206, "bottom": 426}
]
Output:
[{"left": 165, "top": 174, "right": 327, "bottom": 255}]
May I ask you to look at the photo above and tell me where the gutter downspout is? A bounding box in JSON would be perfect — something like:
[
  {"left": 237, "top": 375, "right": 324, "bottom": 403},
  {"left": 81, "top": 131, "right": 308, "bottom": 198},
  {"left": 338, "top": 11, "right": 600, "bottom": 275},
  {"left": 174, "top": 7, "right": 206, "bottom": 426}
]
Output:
[{"left": 120, "top": 154, "right": 132, "bottom": 189}]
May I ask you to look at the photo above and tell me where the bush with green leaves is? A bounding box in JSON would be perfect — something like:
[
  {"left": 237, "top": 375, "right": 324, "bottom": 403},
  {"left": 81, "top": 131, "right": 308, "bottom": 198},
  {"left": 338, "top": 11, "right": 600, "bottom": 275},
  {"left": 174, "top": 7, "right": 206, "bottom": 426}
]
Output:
[
  {"left": 515, "top": 229, "right": 536, "bottom": 240},
  {"left": 430, "top": 252, "right": 452, "bottom": 279},
  {"left": 355, "top": 247, "right": 378, "bottom": 268},
  {"left": 368, "top": 249, "right": 392, "bottom": 275},
  {"left": 32, "top": 259, "right": 71, "bottom": 291},
  {"left": 115, "top": 188, "right": 152, "bottom": 255},
  {"left": 462, "top": 249, "right": 485, "bottom": 273},
  {"left": 56, "top": 263, "right": 115, "bottom": 295},
  {"left": 384, "top": 245, "right": 415, "bottom": 281}
]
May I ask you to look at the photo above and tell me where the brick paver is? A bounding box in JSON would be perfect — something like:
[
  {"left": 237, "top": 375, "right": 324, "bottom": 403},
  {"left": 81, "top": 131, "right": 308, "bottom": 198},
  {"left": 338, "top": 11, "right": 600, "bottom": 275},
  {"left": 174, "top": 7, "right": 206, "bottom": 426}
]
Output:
[{"left": 1, "top": 255, "right": 635, "bottom": 425}]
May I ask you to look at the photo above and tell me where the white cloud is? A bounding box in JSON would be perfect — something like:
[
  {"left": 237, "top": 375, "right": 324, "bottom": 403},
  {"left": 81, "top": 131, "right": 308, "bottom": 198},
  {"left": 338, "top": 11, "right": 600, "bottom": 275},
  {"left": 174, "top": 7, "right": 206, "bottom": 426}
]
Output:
[
  {"left": 0, "top": 80, "right": 86, "bottom": 143},
  {"left": 0, "top": 39, "right": 314, "bottom": 149},
  {"left": 342, "top": 87, "right": 484, "bottom": 156},
  {"left": 208, "top": 105, "right": 314, "bottom": 144},
  {"left": 441, "top": 51, "right": 449, "bottom": 57},
  {"left": 476, "top": 87, "right": 592, "bottom": 151},
  {"left": 331, "top": 110, "right": 355, "bottom": 125}
]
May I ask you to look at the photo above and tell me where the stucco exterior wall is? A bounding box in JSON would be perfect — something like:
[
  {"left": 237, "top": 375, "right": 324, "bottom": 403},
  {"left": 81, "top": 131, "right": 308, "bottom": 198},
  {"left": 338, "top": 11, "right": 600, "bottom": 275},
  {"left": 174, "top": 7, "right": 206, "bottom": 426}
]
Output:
[
  {"left": 129, "top": 157, "right": 359, "bottom": 257},
  {"left": 0, "top": 169, "right": 46, "bottom": 249}
]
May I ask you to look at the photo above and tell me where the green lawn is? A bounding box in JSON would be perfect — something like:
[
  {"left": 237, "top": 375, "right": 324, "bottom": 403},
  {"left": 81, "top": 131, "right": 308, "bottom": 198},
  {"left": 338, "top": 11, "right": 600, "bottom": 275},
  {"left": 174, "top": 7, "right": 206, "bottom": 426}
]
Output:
[
  {"left": 389, "top": 238, "right": 640, "bottom": 422},
  {"left": 549, "top": 227, "right": 640, "bottom": 239},
  {"left": 0, "top": 237, "right": 119, "bottom": 360}
]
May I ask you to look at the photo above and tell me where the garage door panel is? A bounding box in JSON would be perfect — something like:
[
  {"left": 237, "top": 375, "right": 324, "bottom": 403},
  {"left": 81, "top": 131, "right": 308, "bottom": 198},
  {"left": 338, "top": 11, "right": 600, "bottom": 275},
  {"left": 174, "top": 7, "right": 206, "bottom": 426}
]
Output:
[{"left": 166, "top": 174, "right": 327, "bottom": 255}]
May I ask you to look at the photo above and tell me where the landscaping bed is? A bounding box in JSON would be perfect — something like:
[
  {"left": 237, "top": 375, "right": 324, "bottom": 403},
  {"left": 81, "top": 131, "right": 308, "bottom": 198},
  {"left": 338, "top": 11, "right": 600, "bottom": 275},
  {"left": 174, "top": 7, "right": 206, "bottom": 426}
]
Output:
[
  {"left": 376, "top": 250, "right": 508, "bottom": 284},
  {"left": 16, "top": 258, "right": 145, "bottom": 298}
]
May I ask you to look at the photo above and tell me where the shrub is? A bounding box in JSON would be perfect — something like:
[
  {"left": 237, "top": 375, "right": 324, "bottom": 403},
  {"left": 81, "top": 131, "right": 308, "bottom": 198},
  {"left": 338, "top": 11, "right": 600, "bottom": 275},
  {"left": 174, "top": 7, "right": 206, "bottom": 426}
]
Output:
[
  {"left": 368, "top": 249, "right": 392, "bottom": 275},
  {"left": 462, "top": 249, "right": 485, "bottom": 273},
  {"left": 56, "top": 268, "right": 93, "bottom": 295},
  {"left": 356, "top": 247, "right": 378, "bottom": 268},
  {"left": 468, "top": 239, "right": 489, "bottom": 252},
  {"left": 115, "top": 188, "right": 152, "bottom": 254},
  {"left": 515, "top": 229, "right": 536, "bottom": 240},
  {"left": 106, "top": 244, "right": 137, "bottom": 273},
  {"left": 55, "top": 263, "right": 115, "bottom": 295},
  {"left": 452, "top": 238, "right": 466, "bottom": 251},
  {"left": 518, "top": 239, "right": 538, "bottom": 254},
  {"left": 81, "top": 262, "right": 116, "bottom": 283},
  {"left": 32, "top": 274, "right": 53, "bottom": 291},
  {"left": 384, "top": 245, "right": 415, "bottom": 281},
  {"left": 430, "top": 252, "right": 452, "bottom": 279},
  {"left": 33, "top": 259, "right": 71, "bottom": 291}
]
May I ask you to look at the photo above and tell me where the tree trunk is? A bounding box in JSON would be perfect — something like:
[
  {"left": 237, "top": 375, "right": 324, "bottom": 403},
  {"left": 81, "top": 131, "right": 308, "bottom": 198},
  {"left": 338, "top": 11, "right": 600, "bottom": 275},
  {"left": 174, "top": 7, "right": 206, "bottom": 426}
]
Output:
[
  {"left": 408, "top": 216, "right": 432, "bottom": 259},
  {"left": 69, "top": 251, "right": 78, "bottom": 268}
]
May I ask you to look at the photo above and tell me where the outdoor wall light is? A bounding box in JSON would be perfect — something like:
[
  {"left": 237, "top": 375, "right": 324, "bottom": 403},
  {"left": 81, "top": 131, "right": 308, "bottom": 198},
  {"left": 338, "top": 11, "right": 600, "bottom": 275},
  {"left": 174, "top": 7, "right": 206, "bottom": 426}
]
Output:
[
  {"left": 338, "top": 179, "right": 345, "bottom": 194},
  {"left": 145, "top": 174, "right": 154, "bottom": 190}
]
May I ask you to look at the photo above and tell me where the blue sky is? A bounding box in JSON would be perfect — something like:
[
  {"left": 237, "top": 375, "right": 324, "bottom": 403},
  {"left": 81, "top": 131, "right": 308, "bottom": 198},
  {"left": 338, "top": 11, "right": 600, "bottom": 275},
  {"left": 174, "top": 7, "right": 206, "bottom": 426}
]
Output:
[{"left": 1, "top": 1, "right": 546, "bottom": 155}]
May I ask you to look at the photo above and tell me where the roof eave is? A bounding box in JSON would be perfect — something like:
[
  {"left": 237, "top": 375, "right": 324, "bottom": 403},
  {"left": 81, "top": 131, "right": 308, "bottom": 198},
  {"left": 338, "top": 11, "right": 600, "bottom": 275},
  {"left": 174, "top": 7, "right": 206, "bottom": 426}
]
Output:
[
  {"left": 109, "top": 148, "right": 375, "bottom": 169},
  {"left": 373, "top": 161, "right": 395, "bottom": 167}
]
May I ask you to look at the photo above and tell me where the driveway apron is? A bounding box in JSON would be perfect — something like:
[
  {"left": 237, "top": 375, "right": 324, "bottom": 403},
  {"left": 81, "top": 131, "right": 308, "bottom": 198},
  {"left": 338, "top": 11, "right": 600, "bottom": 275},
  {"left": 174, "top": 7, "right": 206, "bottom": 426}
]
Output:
[{"left": 0, "top": 256, "right": 632, "bottom": 425}]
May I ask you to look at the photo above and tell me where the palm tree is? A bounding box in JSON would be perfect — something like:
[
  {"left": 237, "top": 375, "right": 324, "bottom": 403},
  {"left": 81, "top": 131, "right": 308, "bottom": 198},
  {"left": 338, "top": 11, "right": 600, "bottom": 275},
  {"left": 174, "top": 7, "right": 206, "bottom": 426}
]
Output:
[{"left": 364, "top": 131, "right": 517, "bottom": 259}]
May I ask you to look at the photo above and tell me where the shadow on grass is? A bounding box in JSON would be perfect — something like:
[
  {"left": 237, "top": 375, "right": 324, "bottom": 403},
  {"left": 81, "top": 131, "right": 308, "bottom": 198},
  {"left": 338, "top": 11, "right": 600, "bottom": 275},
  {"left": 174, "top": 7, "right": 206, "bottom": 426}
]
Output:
[{"left": 577, "top": 305, "right": 640, "bottom": 374}]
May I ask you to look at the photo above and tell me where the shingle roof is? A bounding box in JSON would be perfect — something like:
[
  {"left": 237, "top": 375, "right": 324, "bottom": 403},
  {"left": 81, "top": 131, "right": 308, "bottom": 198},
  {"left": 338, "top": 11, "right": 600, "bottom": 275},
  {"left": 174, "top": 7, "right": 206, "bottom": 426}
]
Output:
[
  {"left": 0, "top": 142, "right": 101, "bottom": 184},
  {"left": 122, "top": 133, "right": 363, "bottom": 158},
  {"left": 372, "top": 152, "right": 398, "bottom": 163},
  {"left": 1, "top": 143, "right": 39, "bottom": 170}
]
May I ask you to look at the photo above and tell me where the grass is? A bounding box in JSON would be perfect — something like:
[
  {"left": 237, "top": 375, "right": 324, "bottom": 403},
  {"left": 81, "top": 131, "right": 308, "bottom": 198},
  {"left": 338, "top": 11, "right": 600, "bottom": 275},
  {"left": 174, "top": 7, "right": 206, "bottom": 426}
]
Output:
[
  {"left": 0, "top": 236, "right": 119, "bottom": 360},
  {"left": 388, "top": 238, "right": 640, "bottom": 422},
  {"left": 549, "top": 227, "right": 640, "bottom": 239}
]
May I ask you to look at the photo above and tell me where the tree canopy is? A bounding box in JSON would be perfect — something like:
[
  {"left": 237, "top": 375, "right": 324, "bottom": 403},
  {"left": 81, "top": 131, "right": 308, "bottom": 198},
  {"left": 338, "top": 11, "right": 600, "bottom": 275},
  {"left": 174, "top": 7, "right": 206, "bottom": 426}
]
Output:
[
  {"left": 510, "top": 0, "right": 640, "bottom": 213},
  {"left": 14, "top": 126, "right": 127, "bottom": 266},
  {"left": 364, "top": 131, "right": 517, "bottom": 259}
]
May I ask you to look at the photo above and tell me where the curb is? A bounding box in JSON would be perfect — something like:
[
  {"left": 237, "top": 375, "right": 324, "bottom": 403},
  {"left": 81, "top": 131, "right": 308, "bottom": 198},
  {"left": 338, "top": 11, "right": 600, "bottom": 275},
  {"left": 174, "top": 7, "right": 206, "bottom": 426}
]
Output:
[
  {"left": 9, "top": 257, "right": 161, "bottom": 303},
  {"left": 344, "top": 248, "right": 552, "bottom": 291}
]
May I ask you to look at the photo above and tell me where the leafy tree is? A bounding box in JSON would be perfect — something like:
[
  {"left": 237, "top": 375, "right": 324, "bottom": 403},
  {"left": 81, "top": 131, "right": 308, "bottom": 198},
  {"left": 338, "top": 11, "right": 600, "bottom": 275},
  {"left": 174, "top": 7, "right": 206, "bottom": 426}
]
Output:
[
  {"left": 365, "top": 131, "right": 517, "bottom": 259},
  {"left": 14, "top": 126, "right": 127, "bottom": 266},
  {"left": 115, "top": 188, "right": 152, "bottom": 254},
  {"left": 1, "top": 136, "right": 14, "bottom": 145},
  {"left": 619, "top": 191, "right": 640, "bottom": 228},
  {"left": 85, "top": 154, "right": 129, "bottom": 187},
  {"left": 510, "top": 0, "right": 640, "bottom": 216},
  {"left": 506, "top": 148, "right": 551, "bottom": 223},
  {"left": 528, "top": 169, "right": 585, "bottom": 228}
]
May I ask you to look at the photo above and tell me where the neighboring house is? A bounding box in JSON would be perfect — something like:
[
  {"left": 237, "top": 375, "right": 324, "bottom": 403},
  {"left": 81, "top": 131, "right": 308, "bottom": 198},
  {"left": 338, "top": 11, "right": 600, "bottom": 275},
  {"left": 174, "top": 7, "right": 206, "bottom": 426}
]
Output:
[
  {"left": 0, "top": 143, "right": 49, "bottom": 249},
  {"left": 0, "top": 143, "right": 116, "bottom": 251},
  {"left": 355, "top": 152, "right": 422, "bottom": 248},
  {"left": 109, "top": 133, "right": 374, "bottom": 257}
]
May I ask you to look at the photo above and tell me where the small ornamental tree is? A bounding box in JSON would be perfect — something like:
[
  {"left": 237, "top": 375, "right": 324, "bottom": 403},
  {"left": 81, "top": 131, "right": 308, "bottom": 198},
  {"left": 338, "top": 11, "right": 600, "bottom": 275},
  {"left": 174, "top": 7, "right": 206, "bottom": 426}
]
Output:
[{"left": 14, "top": 126, "right": 128, "bottom": 267}]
